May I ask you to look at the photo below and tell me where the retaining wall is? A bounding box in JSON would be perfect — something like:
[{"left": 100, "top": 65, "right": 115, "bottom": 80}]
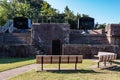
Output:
[
  {"left": 0, "top": 30, "right": 33, "bottom": 57},
  {"left": 62, "top": 44, "right": 120, "bottom": 58}
]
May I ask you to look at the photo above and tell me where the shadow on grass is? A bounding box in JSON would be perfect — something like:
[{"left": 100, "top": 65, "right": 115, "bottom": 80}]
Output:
[
  {"left": 0, "top": 57, "right": 35, "bottom": 64},
  {"left": 46, "top": 69, "right": 101, "bottom": 74},
  {"left": 103, "top": 66, "right": 120, "bottom": 72},
  {"left": 102, "top": 60, "right": 120, "bottom": 72},
  {"left": 112, "top": 61, "right": 120, "bottom": 65}
]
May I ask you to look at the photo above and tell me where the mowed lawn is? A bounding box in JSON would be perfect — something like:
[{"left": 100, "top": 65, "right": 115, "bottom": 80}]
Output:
[
  {"left": 0, "top": 58, "right": 35, "bottom": 72},
  {"left": 8, "top": 60, "right": 120, "bottom": 80}
]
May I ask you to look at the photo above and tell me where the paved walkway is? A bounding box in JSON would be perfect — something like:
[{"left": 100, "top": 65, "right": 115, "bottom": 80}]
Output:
[{"left": 0, "top": 64, "right": 39, "bottom": 80}]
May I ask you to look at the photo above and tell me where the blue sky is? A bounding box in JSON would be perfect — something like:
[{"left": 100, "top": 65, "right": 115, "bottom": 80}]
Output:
[{"left": 44, "top": 0, "right": 120, "bottom": 24}]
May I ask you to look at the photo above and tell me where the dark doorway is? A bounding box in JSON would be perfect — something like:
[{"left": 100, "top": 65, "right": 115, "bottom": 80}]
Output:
[{"left": 52, "top": 40, "right": 61, "bottom": 55}]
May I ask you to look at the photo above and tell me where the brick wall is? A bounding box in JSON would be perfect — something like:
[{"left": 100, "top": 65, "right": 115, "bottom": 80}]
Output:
[
  {"left": 0, "top": 31, "right": 32, "bottom": 45},
  {"left": 0, "top": 30, "right": 33, "bottom": 57},
  {"left": 62, "top": 44, "right": 119, "bottom": 58},
  {"left": 70, "top": 29, "right": 108, "bottom": 44},
  {"left": 0, "top": 44, "right": 35, "bottom": 57}
]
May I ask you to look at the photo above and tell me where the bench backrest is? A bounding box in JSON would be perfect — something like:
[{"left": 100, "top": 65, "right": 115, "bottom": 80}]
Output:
[
  {"left": 36, "top": 55, "right": 83, "bottom": 64},
  {"left": 98, "top": 52, "right": 117, "bottom": 62}
]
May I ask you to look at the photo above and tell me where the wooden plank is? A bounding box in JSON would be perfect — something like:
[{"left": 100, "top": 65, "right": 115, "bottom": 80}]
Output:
[
  {"left": 77, "top": 56, "right": 83, "bottom": 63},
  {"left": 106, "top": 55, "right": 109, "bottom": 62},
  {"left": 99, "top": 55, "right": 103, "bottom": 62},
  {"left": 69, "top": 56, "right": 76, "bottom": 63},
  {"left": 61, "top": 55, "right": 68, "bottom": 63},
  {"left": 111, "top": 55, "right": 114, "bottom": 60},
  {"left": 52, "top": 56, "right": 60, "bottom": 63},
  {"left": 103, "top": 56, "right": 107, "bottom": 62},
  {"left": 115, "top": 54, "right": 117, "bottom": 59},
  {"left": 36, "top": 55, "right": 42, "bottom": 64},
  {"left": 43, "top": 56, "right": 51, "bottom": 64}
]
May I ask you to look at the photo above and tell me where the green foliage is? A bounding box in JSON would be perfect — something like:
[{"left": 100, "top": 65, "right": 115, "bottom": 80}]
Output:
[
  {"left": 82, "top": 14, "right": 89, "bottom": 17},
  {"left": 39, "top": 1, "right": 57, "bottom": 23},
  {"left": 76, "top": 13, "right": 81, "bottom": 19},
  {"left": 0, "top": 0, "right": 89, "bottom": 29},
  {"left": 15, "top": 2, "right": 32, "bottom": 18},
  {"left": 64, "top": 6, "right": 75, "bottom": 21},
  {"left": 0, "top": 7, "right": 7, "bottom": 26},
  {"left": 0, "top": 0, "right": 33, "bottom": 26},
  {"left": 97, "top": 23, "right": 106, "bottom": 29}
]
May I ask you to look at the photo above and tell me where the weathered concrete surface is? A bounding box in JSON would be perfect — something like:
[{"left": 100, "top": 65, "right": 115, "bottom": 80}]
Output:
[{"left": 106, "top": 24, "right": 120, "bottom": 45}]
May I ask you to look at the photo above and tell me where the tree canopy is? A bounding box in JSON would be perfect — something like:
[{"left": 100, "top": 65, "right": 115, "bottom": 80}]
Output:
[{"left": 0, "top": 0, "right": 90, "bottom": 29}]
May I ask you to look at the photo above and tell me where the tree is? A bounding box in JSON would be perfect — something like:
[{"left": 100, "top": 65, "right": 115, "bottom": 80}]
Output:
[
  {"left": 40, "top": 1, "right": 57, "bottom": 23},
  {"left": 0, "top": 0, "right": 90, "bottom": 27},
  {"left": 64, "top": 6, "right": 74, "bottom": 22},
  {"left": 0, "top": 0, "right": 12, "bottom": 26},
  {"left": 82, "top": 14, "right": 89, "bottom": 17},
  {"left": 15, "top": 2, "right": 32, "bottom": 18},
  {"left": 0, "top": 0, "right": 34, "bottom": 26},
  {"left": 64, "top": 6, "right": 78, "bottom": 29},
  {"left": 29, "top": 0, "right": 43, "bottom": 22},
  {"left": 0, "top": 6, "right": 7, "bottom": 26}
]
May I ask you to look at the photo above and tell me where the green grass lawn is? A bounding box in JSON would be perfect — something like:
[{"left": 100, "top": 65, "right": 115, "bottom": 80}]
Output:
[
  {"left": 8, "top": 60, "right": 120, "bottom": 80},
  {"left": 0, "top": 58, "right": 35, "bottom": 72}
]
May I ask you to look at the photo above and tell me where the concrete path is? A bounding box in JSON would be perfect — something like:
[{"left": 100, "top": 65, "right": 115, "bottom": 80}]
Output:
[{"left": 0, "top": 64, "right": 39, "bottom": 80}]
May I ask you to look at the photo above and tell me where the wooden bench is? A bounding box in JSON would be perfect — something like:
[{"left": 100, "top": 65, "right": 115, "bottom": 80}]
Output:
[
  {"left": 97, "top": 52, "right": 117, "bottom": 68},
  {"left": 36, "top": 55, "right": 83, "bottom": 71}
]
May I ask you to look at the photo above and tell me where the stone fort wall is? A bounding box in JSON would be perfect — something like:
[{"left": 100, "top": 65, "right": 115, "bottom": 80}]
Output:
[
  {"left": 62, "top": 44, "right": 120, "bottom": 58},
  {"left": 0, "top": 23, "right": 120, "bottom": 58},
  {"left": 32, "top": 23, "right": 70, "bottom": 54},
  {"left": 0, "top": 30, "right": 34, "bottom": 57},
  {"left": 70, "top": 29, "right": 108, "bottom": 44},
  {"left": 62, "top": 24, "right": 120, "bottom": 58},
  {"left": 32, "top": 23, "right": 120, "bottom": 58}
]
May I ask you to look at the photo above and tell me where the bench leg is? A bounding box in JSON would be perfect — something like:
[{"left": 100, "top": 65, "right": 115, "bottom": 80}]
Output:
[
  {"left": 41, "top": 63, "right": 43, "bottom": 71},
  {"left": 41, "top": 56, "right": 43, "bottom": 71},
  {"left": 58, "top": 63, "right": 60, "bottom": 70},
  {"left": 98, "top": 62, "right": 100, "bottom": 68},
  {"left": 104, "top": 62, "right": 106, "bottom": 67},
  {"left": 110, "top": 61, "right": 112, "bottom": 65},
  {"left": 75, "top": 63, "right": 77, "bottom": 70}
]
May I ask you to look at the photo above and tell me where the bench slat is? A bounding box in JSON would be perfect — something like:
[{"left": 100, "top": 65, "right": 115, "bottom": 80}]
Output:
[
  {"left": 51, "top": 56, "right": 60, "bottom": 64},
  {"left": 36, "top": 55, "right": 83, "bottom": 64},
  {"left": 43, "top": 56, "right": 51, "bottom": 63},
  {"left": 61, "top": 56, "right": 68, "bottom": 63}
]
